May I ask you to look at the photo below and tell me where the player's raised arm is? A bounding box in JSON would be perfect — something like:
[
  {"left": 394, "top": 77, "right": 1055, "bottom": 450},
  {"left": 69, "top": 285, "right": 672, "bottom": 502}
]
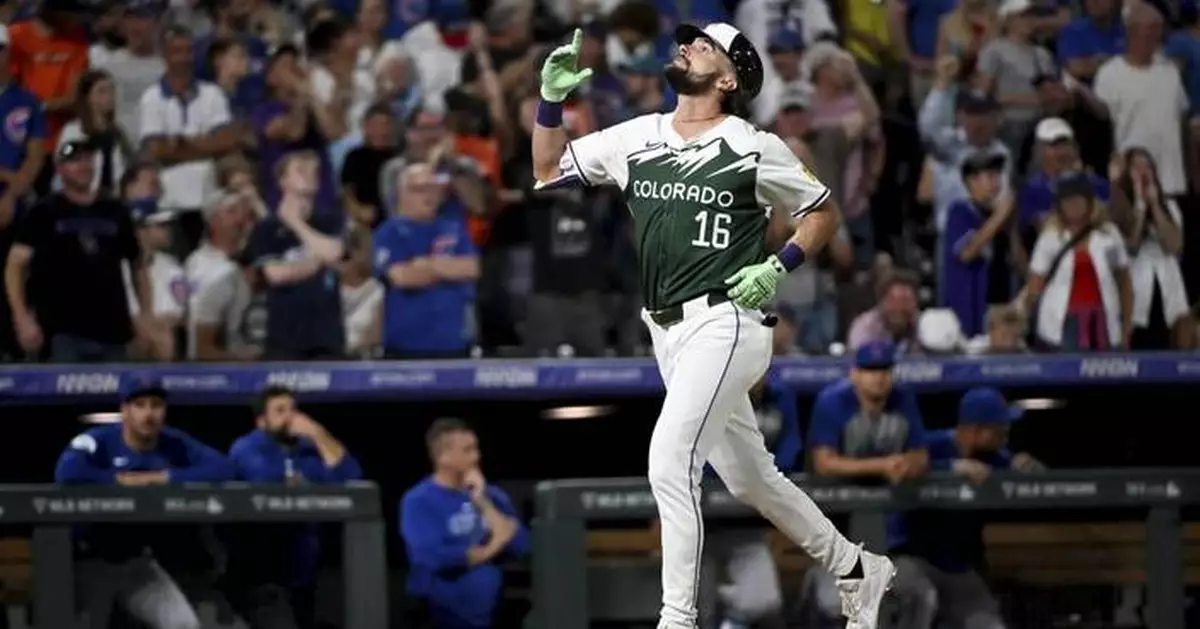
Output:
[
  {"left": 725, "top": 133, "right": 841, "bottom": 309},
  {"left": 531, "top": 29, "right": 593, "bottom": 184}
]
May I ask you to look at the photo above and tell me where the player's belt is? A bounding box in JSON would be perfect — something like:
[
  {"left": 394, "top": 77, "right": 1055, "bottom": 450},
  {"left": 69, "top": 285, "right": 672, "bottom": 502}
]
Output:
[{"left": 648, "top": 293, "right": 731, "bottom": 328}]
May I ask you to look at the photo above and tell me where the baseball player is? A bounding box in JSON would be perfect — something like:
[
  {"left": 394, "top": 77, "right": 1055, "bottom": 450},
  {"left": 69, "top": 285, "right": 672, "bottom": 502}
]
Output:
[{"left": 531, "top": 23, "right": 895, "bottom": 629}]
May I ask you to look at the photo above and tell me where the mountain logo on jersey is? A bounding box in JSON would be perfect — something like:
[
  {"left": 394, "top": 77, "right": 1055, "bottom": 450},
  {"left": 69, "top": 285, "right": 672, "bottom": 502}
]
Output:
[{"left": 626, "top": 138, "right": 761, "bottom": 210}]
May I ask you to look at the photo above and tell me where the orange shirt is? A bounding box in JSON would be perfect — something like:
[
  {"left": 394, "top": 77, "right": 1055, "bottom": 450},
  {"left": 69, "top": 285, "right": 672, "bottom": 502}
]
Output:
[
  {"left": 8, "top": 21, "right": 88, "bottom": 148},
  {"left": 454, "top": 134, "right": 502, "bottom": 246}
]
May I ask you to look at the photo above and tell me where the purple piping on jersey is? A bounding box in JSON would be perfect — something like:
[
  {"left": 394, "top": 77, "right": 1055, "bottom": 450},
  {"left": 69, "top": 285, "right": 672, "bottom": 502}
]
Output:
[
  {"left": 536, "top": 100, "right": 564, "bottom": 127},
  {"left": 683, "top": 302, "right": 740, "bottom": 615}
]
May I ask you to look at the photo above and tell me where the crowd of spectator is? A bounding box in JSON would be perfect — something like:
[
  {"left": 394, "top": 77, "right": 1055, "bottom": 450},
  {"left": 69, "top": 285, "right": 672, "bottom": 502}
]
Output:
[{"left": 1, "top": 0, "right": 1198, "bottom": 362}]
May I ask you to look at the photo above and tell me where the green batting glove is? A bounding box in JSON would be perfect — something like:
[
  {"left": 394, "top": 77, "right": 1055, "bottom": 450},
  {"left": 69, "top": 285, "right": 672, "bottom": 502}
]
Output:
[
  {"left": 724, "top": 256, "right": 786, "bottom": 309},
  {"left": 540, "top": 28, "right": 594, "bottom": 103}
]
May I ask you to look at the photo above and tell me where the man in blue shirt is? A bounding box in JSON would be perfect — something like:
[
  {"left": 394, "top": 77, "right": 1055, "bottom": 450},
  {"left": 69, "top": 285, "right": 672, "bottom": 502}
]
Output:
[
  {"left": 400, "top": 418, "right": 529, "bottom": 629},
  {"left": 0, "top": 25, "right": 47, "bottom": 361},
  {"left": 943, "top": 151, "right": 1017, "bottom": 338},
  {"left": 1058, "top": 0, "right": 1124, "bottom": 83},
  {"left": 374, "top": 162, "right": 480, "bottom": 358},
  {"left": 226, "top": 384, "right": 362, "bottom": 629},
  {"left": 244, "top": 150, "right": 346, "bottom": 359},
  {"left": 808, "top": 341, "right": 930, "bottom": 627},
  {"left": 55, "top": 376, "right": 234, "bottom": 629},
  {"left": 898, "top": 387, "right": 1045, "bottom": 629}
]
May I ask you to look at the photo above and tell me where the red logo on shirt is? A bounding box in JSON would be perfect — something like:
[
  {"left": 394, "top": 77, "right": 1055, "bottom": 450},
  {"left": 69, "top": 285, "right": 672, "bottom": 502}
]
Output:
[{"left": 432, "top": 233, "right": 458, "bottom": 255}]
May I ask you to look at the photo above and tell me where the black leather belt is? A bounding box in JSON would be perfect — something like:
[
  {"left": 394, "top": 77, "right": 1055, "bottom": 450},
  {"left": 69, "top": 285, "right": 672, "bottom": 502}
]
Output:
[{"left": 649, "top": 293, "right": 730, "bottom": 328}]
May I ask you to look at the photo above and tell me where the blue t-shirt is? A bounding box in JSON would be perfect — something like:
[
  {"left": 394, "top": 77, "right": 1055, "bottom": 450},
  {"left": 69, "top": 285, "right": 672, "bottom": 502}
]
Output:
[
  {"left": 1018, "top": 171, "right": 1109, "bottom": 228},
  {"left": 1057, "top": 18, "right": 1125, "bottom": 65},
  {"left": 904, "top": 429, "right": 1013, "bottom": 572},
  {"left": 245, "top": 214, "right": 346, "bottom": 356},
  {"left": 0, "top": 83, "right": 46, "bottom": 204},
  {"left": 373, "top": 214, "right": 477, "bottom": 353},
  {"left": 907, "top": 0, "right": 958, "bottom": 59},
  {"left": 400, "top": 477, "right": 530, "bottom": 629},
  {"left": 762, "top": 372, "right": 803, "bottom": 473},
  {"left": 809, "top": 379, "right": 927, "bottom": 548}
]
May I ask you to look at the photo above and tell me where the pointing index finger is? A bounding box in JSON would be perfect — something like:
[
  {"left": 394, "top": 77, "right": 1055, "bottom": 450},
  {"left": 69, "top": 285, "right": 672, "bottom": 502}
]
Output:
[{"left": 571, "top": 28, "right": 583, "bottom": 52}]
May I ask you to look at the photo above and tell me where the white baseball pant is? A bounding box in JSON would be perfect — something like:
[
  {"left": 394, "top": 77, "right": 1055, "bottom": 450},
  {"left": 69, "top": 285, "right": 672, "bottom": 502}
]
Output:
[
  {"left": 642, "top": 296, "right": 862, "bottom": 629},
  {"left": 76, "top": 556, "right": 201, "bottom": 629}
]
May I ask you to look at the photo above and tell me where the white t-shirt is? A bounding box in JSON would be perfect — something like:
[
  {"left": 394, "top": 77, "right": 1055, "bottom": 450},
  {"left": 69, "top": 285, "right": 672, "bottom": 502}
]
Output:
[
  {"left": 341, "top": 278, "right": 383, "bottom": 353},
  {"left": 396, "top": 21, "right": 464, "bottom": 113},
  {"left": 185, "top": 242, "right": 254, "bottom": 359},
  {"left": 561, "top": 112, "right": 830, "bottom": 218},
  {"left": 309, "top": 63, "right": 377, "bottom": 138},
  {"left": 92, "top": 48, "right": 166, "bottom": 141},
  {"left": 123, "top": 251, "right": 187, "bottom": 319},
  {"left": 1029, "top": 222, "right": 1130, "bottom": 346},
  {"left": 1130, "top": 198, "right": 1189, "bottom": 329},
  {"left": 138, "top": 80, "right": 232, "bottom": 210},
  {"left": 1094, "top": 55, "right": 1190, "bottom": 195}
]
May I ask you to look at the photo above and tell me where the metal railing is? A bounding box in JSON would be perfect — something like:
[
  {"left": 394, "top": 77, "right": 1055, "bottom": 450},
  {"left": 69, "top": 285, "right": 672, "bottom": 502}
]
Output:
[
  {"left": 0, "top": 482, "right": 388, "bottom": 629},
  {"left": 532, "top": 469, "right": 1200, "bottom": 629}
]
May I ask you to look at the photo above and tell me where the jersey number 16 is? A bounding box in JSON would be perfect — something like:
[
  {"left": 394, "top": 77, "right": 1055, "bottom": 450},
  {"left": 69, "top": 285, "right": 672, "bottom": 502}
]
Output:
[{"left": 691, "top": 210, "right": 732, "bottom": 250}]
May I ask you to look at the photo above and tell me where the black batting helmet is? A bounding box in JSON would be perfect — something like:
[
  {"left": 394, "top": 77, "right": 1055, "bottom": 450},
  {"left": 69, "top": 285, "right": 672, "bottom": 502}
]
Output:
[{"left": 674, "top": 22, "right": 765, "bottom": 101}]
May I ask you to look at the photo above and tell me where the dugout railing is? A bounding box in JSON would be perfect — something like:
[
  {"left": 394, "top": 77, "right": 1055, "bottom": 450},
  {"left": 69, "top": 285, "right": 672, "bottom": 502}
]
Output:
[
  {"left": 532, "top": 469, "right": 1200, "bottom": 629},
  {"left": 0, "top": 482, "right": 388, "bottom": 629}
]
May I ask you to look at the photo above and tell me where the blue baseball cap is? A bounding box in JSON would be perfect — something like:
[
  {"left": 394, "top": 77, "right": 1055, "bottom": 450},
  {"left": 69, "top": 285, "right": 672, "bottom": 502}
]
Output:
[
  {"left": 854, "top": 340, "right": 896, "bottom": 370},
  {"left": 957, "top": 387, "right": 1022, "bottom": 426},
  {"left": 119, "top": 375, "right": 168, "bottom": 404},
  {"left": 129, "top": 198, "right": 175, "bottom": 226},
  {"left": 768, "top": 29, "right": 804, "bottom": 53}
]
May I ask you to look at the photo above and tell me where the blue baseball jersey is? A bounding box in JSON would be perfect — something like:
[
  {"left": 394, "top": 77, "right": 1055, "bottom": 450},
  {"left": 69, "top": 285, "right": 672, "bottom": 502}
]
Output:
[
  {"left": 808, "top": 379, "right": 927, "bottom": 459},
  {"left": 399, "top": 477, "right": 529, "bottom": 629},
  {"left": 904, "top": 429, "right": 1013, "bottom": 571},
  {"left": 762, "top": 371, "right": 803, "bottom": 472},
  {"left": 0, "top": 83, "right": 46, "bottom": 203},
  {"left": 54, "top": 424, "right": 234, "bottom": 561},
  {"left": 55, "top": 424, "right": 234, "bottom": 485},
  {"left": 228, "top": 429, "right": 363, "bottom": 586},
  {"left": 809, "top": 378, "right": 927, "bottom": 549},
  {"left": 373, "top": 214, "right": 477, "bottom": 353}
]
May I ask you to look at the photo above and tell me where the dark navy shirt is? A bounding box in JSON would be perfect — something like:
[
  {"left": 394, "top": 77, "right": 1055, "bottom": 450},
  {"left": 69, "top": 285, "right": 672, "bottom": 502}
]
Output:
[
  {"left": 400, "top": 477, "right": 530, "bottom": 629},
  {"left": 373, "top": 213, "right": 477, "bottom": 353},
  {"left": 252, "top": 99, "right": 340, "bottom": 212},
  {"left": 245, "top": 213, "right": 346, "bottom": 356}
]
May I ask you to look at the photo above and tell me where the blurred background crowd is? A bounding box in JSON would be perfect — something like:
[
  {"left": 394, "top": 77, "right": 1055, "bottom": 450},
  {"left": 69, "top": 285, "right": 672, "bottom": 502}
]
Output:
[{"left": 2, "top": 0, "right": 1200, "bottom": 363}]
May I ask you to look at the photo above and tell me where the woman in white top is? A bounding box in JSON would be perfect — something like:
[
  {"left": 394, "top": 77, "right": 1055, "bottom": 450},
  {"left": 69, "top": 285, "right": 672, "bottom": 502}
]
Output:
[
  {"left": 1025, "top": 172, "right": 1133, "bottom": 350},
  {"left": 1116, "top": 148, "right": 1189, "bottom": 349},
  {"left": 55, "top": 70, "right": 133, "bottom": 196}
]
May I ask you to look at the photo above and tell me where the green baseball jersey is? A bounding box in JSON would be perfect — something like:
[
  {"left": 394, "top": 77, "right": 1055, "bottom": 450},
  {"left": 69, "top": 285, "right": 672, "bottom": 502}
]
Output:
[{"left": 558, "top": 113, "right": 830, "bottom": 310}]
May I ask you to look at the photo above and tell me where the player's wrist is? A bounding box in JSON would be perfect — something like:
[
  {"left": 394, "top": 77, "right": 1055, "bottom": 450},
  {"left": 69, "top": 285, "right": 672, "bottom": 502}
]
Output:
[
  {"left": 775, "top": 242, "right": 806, "bottom": 272},
  {"left": 536, "top": 98, "right": 565, "bottom": 126}
]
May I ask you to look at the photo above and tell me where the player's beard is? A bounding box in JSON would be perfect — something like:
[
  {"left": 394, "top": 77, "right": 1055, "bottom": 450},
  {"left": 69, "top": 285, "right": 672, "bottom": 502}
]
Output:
[{"left": 664, "top": 65, "right": 720, "bottom": 96}]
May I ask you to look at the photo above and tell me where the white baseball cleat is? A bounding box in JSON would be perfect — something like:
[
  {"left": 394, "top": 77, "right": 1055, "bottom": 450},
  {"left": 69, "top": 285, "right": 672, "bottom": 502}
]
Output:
[{"left": 835, "top": 548, "right": 896, "bottom": 629}]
